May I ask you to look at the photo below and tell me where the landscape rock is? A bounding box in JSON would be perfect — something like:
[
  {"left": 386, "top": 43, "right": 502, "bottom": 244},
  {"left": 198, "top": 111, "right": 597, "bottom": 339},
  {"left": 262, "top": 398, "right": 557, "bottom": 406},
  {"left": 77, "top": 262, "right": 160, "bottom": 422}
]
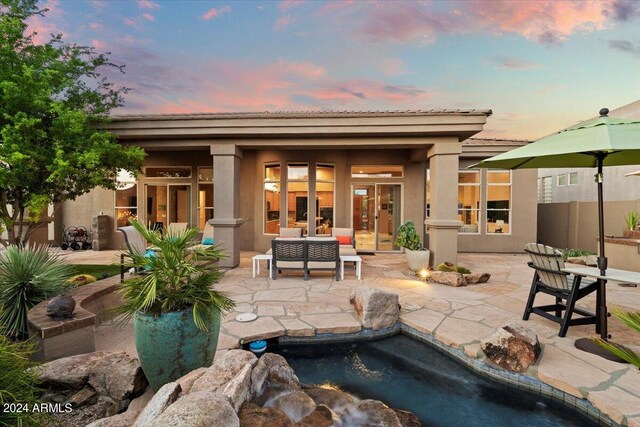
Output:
[
  {"left": 190, "top": 349, "right": 257, "bottom": 410},
  {"left": 238, "top": 402, "right": 295, "bottom": 427},
  {"left": 394, "top": 409, "right": 422, "bottom": 427},
  {"left": 463, "top": 273, "right": 491, "bottom": 284},
  {"left": 85, "top": 410, "right": 141, "bottom": 427},
  {"left": 481, "top": 322, "right": 541, "bottom": 372},
  {"left": 427, "top": 271, "right": 467, "bottom": 287},
  {"left": 175, "top": 367, "right": 207, "bottom": 395},
  {"left": 37, "top": 352, "right": 113, "bottom": 390},
  {"left": 355, "top": 400, "right": 402, "bottom": 427},
  {"left": 88, "top": 352, "right": 148, "bottom": 402},
  {"left": 349, "top": 286, "right": 400, "bottom": 330},
  {"left": 149, "top": 392, "right": 239, "bottom": 427},
  {"left": 298, "top": 404, "right": 334, "bottom": 427},
  {"left": 304, "top": 386, "right": 353, "bottom": 411},
  {"left": 134, "top": 382, "right": 181, "bottom": 427},
  {"left": 268, "top": 390, "right": 317, "bottom": 422},
  {"left": 46, "top": 294, "right": 76, "bottom": 319},
  {"left": 67, "top": 387, "right": 97, "bottom": 407},
  {"left": 251, "top": 353, "right": 300, "bottom": 398},
  {"left": 567, "top": 255, "right": 598, "bottom": 267}
]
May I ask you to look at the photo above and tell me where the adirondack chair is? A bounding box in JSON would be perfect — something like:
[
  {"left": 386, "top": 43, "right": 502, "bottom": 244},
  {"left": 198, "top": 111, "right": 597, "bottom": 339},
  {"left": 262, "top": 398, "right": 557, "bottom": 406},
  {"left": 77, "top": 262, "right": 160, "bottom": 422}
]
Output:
[{"left": 522, "top": 243, "right": 599, "bottom": 337}]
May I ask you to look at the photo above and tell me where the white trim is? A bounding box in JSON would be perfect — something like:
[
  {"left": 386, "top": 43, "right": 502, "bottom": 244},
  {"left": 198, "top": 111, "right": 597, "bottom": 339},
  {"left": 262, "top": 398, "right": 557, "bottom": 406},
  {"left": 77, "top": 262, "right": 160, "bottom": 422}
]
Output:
[{"left": 557, "top": 174, "right": 567, "bottom": 187}]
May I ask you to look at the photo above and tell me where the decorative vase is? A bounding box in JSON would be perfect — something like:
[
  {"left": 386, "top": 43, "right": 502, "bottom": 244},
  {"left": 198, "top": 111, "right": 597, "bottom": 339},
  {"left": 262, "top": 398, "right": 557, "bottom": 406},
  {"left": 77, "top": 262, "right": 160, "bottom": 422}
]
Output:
[
  {"left": 134, "top": 308, "right": 220, "bottom": 390},
  {"left": 405, "top": 248, "right": 431, "bottom": 271}
]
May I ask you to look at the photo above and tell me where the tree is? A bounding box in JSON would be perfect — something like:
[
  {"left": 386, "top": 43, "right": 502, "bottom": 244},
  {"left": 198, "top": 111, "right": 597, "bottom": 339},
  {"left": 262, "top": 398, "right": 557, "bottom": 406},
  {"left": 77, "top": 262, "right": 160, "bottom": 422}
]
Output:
[{"left": 0, "top": 0, "right": 145, "bottom": 246}]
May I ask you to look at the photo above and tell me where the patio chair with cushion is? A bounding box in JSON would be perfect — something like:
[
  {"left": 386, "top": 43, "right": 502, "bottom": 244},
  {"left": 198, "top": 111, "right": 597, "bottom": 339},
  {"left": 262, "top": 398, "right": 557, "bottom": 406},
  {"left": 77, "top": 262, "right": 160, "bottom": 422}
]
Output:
[
  {"left": 167, "top": 222, "right": 188, "bottom": 235},
  {"left": 306, "top": 237, "right": 340, "bottom": 280},
  {"left": 200, "top": 224, "right": 215, "bottom": 247},
  {"left": 117, "top": 226, "right": 148, "bottom": 282},
  {"left": 266, "top": 228, "right": 303, "bottom": 255},
  {"left": 271, "top": 238, "right": 306, "bottom": 280},
  {"left": 332, "top": 227, "right": 357, "bottom": 257},
  {"left": 522, "top": 243, "right": 599, "bottom": 337}
]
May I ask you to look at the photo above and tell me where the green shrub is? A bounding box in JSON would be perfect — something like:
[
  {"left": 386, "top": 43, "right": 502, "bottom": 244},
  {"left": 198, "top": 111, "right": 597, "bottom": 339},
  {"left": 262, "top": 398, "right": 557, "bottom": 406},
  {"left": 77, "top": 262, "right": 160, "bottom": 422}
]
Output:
[
  {"left": 394, "top": 221, "right": 424, "bottom": 251},
  {"left": 67, "top": 274, "right": 97, "bottom": 287},
  {"left": 0, "top": 336, "right": 47, "bottom": 427},
  {"left": 624, "top": 211, "right": 640, "bottom": 231},
  {"left": 436, "top": 262, "right": 471, "bottom": 274},
  {"left": 0, "top": 245, "right": 73, "bottom": 339},
  {"left": 561, "top": 248, "right": 596, "bottom": 262},
  {"left": 593, "top": 308, "right": 640, "bottom": 368}
]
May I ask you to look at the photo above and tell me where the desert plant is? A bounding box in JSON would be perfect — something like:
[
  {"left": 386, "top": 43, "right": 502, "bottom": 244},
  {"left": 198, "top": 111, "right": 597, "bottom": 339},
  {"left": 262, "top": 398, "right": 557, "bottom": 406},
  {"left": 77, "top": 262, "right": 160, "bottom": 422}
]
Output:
[
  {"left": 67, "top": 274, "right": 97, "bottom": 287},
  {"left": 593, "top": 308, "right": 640, "bottom": 368},
  {"left": 436, "top": 262, "right": 471, "bottom": 274},
  {"left": 394, "top": 221, "right": 424, "bottom": 251},
  {"left": 561, "top": 248, "right": 596, "bottom": 262},
  {"left": 0, "top": 336, "right": 47, "bottom": 426},
  {"left": 0, "top": 245, "right": 73, "bottom": 339},
  {"left": 624, "top": 211, "right": 640, "bottom": 231},
  {"left": 114, "top": 220, "right": 235, "bottom": 331}
]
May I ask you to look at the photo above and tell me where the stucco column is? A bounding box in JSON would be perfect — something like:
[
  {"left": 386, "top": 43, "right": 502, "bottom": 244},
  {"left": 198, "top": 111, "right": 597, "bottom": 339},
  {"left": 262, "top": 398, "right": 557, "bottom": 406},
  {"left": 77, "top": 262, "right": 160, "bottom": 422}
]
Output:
[
  {"left": 426, "top": 142, "right": 462, "bottom": 266},
  {"left": 209, "top": 144, "right": 244, "bottom": 267}
]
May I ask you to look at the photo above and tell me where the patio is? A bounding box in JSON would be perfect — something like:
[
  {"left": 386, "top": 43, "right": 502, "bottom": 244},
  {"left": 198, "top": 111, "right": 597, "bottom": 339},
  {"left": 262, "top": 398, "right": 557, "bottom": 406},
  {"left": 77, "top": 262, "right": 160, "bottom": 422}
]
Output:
[{"left": 75, "top": 250, "right": 640, "bottom": 426}]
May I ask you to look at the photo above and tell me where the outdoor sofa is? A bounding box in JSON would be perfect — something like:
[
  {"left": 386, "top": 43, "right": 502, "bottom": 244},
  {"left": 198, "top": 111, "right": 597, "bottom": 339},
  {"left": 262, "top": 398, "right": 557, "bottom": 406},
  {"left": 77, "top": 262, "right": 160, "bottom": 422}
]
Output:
[{"left": 271, "top": 237, "right": 340, "bottom": 280}]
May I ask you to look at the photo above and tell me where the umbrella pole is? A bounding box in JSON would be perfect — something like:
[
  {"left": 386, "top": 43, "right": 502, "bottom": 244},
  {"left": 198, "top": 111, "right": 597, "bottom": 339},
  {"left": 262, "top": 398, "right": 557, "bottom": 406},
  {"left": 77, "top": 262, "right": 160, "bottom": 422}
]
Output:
[{"left": 595, "top": 154, "right": 609, "bottom": 340}]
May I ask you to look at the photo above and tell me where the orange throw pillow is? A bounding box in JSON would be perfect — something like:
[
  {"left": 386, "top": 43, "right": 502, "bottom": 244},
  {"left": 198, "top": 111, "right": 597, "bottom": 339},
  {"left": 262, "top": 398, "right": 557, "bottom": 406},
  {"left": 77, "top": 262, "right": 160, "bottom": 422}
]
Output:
[{"left": 336, "top": 235, "right": 351, "bottom": 245}]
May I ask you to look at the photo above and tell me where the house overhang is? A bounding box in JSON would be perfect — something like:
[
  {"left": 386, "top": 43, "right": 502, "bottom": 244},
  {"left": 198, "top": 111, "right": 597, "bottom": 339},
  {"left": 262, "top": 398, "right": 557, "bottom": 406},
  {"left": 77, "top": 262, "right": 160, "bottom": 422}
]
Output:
[{"left": 103, "top": 109, "right": 492, "bottom": 149}]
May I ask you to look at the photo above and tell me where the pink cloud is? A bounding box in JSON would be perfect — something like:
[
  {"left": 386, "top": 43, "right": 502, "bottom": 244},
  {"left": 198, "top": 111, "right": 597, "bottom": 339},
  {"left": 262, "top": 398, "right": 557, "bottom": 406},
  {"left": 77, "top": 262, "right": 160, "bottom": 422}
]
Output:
[
  {"left": 379, "top": 58, "right": 405, "bottom": 76},
  {"left": 490, "top": 56, "right": 542, "bottom": 70},
  {"left": 279, "top": 0, "right": 305, "bottom": 11},
  {"left": 89, "top": 22, "right": 103, "bottom": 31},
  {"left": 91, "top": 0, "right": 107, "bottom": 10},
  {"left": 274, "top": 15, "right": 294, "bottom": 31},
  {"left": 142, "top": 13, "right": 155, "bottom": 22},
  {"left": 91, "top": 39, "right": 107, "bottom": 50},
  {"left": 316, "top": 0, "right": 354, "bottom": 15},
  {"left": 26, "top": 0, "right": 62, "bottom": 44},
  {"left": 201, "top": 5, "right": 231, "bottom": 20},
  {"left": 122, "top": 17, "right": 141, "bottom": 29},
  {"left": 138, "top": 0, "right": 159, "bottom": 10}
]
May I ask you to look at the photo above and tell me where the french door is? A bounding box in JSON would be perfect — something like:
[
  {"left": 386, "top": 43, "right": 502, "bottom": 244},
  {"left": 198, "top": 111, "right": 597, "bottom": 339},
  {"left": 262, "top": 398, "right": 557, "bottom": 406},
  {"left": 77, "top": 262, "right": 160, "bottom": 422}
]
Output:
[
  {"left": 144, "top": 184, "right": 191, "bottom": 232},
  {"left": 352, "top": 184, "right": 402, "bottom": 252}
]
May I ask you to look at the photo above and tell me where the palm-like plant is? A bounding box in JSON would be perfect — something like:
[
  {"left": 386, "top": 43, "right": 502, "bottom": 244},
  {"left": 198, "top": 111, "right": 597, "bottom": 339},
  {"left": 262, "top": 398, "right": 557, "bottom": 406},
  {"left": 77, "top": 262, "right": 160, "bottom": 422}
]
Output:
[
  {"left": 593, "top": 308, "right": 640, "bottom": 368},
  {"left": 0, "top": 245, "right": 73, "bottom": 339},
  {"left": 114, "top": 220, "right": 234, "bottom": 331}
]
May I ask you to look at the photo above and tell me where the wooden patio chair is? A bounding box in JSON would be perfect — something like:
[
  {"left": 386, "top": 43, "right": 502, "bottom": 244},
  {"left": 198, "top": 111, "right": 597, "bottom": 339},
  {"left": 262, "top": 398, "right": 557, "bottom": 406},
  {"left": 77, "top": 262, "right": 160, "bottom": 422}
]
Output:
[
  {"left": 522, "top": 243, "right": 599, "bottom": 337},
  {"left": 117, "top": 226, "right": 148, "bottom": 282}
]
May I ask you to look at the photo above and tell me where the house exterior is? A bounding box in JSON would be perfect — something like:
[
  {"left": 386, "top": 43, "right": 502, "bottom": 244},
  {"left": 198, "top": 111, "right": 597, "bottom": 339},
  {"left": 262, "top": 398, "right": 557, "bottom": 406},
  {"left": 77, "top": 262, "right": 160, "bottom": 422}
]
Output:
[{"left": 51, "top": 110, "right": 537, "bottom": 267}]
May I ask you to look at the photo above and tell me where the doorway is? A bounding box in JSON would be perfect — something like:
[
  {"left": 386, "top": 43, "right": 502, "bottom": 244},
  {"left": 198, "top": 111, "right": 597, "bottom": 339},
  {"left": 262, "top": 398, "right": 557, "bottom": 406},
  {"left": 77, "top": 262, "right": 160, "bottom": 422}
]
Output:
[
  {"left": 352, "top": 184, "right": 402, "bottom": 252},
  {"left": 145, "top": 184, "right": 191, "bottom": 232}
]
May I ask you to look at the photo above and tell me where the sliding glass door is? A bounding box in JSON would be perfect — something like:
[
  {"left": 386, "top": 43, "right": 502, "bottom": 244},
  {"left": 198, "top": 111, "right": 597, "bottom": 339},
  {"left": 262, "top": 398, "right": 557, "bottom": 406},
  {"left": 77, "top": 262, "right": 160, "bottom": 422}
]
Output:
[
  {"left": 145, "top": 184, "right": 191, "bottom": 232},
  {"left": 352, "top": 184, "right": 402, "bottom": 252}
]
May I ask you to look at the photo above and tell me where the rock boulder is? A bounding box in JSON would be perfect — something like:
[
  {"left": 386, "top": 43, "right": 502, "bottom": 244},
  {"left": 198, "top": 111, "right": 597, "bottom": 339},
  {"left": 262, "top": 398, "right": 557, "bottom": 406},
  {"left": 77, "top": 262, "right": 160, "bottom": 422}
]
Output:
[
  {"left": 134, "top": 382, "right": 181, "bottom": 427},
  {"left": 428, "top": 271, "right": 467, "bottom": 287},
  {"left": 355, "top": 400, "right": 402, "bottom": 427},
  {"left": 250, "top": 353, "right": 299, "bottom": 398},
  {"left": 349, "top": 286, "right": 400, "bottom": 330},
  {"left": 148, "top": 392, "right": 239, "bottom": 427},
  {"left": 481, "top": 322, "right": 541, "bottom": 372},
  {"left": 238, "top": 402, "right": 295, "bottom": 427},
  {"left": 463, "top": 273, "right": 491, "bottom": 284},
  {"left": 88, "top": 352, "right": 147, "bottom": 402},
  {"left": 267, "top": 390, "right": 316, "bottom": 422}
]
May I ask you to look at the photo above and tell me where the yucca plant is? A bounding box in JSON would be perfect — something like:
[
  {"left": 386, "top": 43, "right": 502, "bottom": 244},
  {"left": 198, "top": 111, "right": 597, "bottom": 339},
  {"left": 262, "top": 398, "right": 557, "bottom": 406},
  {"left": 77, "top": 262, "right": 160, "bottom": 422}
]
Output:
[
  {"left": 593, "top": 308, "right": 640, "bottom": 368},
  {"left": 0, "top": 336, "right": 47, "bottom": 426},
  {"left": 114, "top": 220, "right": 234, "bottom": 331},
  {"left": 624, "top": 211, "right": 640, "bottom": 231},
  {"left": 0, "top": 245, "right": 73, "bottom": 339}
]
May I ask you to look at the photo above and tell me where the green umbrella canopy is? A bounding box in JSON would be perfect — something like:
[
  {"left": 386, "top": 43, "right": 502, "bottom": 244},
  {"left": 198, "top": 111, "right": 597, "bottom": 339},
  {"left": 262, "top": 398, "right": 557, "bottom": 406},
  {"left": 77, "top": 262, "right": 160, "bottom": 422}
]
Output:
[{"left": 471, "top": 112, "right": 640, "bottom": 169}]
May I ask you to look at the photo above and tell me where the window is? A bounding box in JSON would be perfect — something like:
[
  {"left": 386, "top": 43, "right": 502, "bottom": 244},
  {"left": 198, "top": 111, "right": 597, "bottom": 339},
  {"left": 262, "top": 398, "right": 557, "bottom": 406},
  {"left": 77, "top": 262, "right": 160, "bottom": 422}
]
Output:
[
  {"left": 264, "top": 164, "right": 281, "bottom": 235},
  {"left": 287, "top": 163, "right": 309, "bottom": 235},
  {"left": 569, "top": 172, "right": 578, "bottom": 185},
  {"left": 351, "top": 165, "right": 403, "bottom": 178},
  {"left": 115, "top": 170, "right": 137, "bottom": 228},
  {"left": 557, "top": 174, "right": 567, "bottom": 186},
  {"left": 458, "top": 171, "right": 480, "bottom": 234},
  {"left": 540, "top": 176, "right": 552, "bottom": 203},
  {"left": 198, "top": 167, "right": 214, "bottom": 230},
  {"left": 487, "top": 170, "right": 511, "bottom": 234},
  {"left": 316, "top": 164, "right": 335, "bottom": 235},
  {"left": 145, "top": 166, "right": 192, "bottom": 178},
  {"left": 425, "top": 167, "right": 431, "bottom": 221}
]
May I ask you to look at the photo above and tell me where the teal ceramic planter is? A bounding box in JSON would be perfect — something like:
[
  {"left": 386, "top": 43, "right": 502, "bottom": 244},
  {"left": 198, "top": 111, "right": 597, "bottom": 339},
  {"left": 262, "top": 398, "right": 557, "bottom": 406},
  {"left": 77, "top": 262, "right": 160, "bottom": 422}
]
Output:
[{"left": 134, "top": 308, "right": 220, "bottom": 390}]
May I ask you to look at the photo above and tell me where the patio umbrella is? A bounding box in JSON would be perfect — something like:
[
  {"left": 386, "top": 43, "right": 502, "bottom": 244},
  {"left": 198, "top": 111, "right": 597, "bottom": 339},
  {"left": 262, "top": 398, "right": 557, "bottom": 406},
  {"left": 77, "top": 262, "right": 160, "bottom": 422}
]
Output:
[
  {"left": 471, "top": 108, "right": 640, "bottom": 348},
  {"left": 625, "top": 170, "right": 640, "bottom": 177}
]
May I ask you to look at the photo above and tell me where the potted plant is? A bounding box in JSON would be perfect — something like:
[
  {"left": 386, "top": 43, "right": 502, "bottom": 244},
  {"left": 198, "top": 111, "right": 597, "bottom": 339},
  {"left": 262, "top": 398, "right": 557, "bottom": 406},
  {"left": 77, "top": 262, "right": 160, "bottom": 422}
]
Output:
[
  {"left": 394, "top": 221, "right": 430, "bottom": 271},
  {"left": 115, "top": 220, "right": 234, "bottom": 390},
  {"left": 623, "top": 211, "right": 640, "bottom": 238}
]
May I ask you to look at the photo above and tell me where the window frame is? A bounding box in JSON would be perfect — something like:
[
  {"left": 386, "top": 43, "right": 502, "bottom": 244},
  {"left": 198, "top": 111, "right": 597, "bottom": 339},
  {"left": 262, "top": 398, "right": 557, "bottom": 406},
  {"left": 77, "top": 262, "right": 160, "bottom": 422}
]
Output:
[
  {"left": 557, "top": 174, "right": 567, "bottom": 187},
  {"left": 568, "top": 172, "right": 578, "bottom": 186},
  {"left": 458, "top": 170, "right": 481, "bottom": 235},
  {"left": 286, "top": 163, "right": 310, "bottom": 236},
  {"left": 197, "top": 166, "right": 214, "bottom": 231},
  {"left": 263, "top": 163, "right": 281, "bottom": 236},
  {"left": 144, "top": 166, "right": 192, "bottom": 179},
  {"left": 316, "top": 163, "right": 336, "bottom": 234},
  {"left": 486, "top": 170, "right": 512, "bottom": 235}
]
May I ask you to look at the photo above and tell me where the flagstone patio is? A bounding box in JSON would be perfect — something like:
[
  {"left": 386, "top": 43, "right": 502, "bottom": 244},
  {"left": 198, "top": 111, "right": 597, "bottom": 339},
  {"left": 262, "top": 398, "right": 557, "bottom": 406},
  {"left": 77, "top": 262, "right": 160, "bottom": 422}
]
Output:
[{"left": 88, "top": 251, "right": 640, "bottom": 426}]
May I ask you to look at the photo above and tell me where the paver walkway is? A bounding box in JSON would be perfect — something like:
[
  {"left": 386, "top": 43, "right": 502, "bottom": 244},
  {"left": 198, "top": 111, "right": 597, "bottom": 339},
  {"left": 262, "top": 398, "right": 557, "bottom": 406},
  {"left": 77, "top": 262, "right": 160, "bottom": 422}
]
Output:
[{"left": 94, "top": 251, "right": 640, "bottom": 426}]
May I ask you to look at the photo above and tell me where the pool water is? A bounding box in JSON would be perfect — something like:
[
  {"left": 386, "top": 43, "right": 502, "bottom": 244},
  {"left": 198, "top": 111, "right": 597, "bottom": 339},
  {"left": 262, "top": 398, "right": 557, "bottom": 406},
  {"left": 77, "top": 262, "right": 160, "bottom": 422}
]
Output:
[{"left": 271, "top": 335, "right": 598, "bottom": 427}]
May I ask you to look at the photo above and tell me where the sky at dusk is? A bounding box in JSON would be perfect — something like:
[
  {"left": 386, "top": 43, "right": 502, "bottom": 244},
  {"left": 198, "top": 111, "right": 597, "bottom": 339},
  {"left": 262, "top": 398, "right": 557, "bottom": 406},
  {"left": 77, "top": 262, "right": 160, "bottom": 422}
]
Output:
[{"left": 26, "top": 0, "right": 640, "bottom": 140}]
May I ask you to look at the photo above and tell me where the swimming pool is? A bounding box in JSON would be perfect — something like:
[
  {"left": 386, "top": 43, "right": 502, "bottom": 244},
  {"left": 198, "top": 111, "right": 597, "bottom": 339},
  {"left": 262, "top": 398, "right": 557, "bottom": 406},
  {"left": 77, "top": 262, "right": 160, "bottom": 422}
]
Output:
[{"left": 271, "top": 335, "right": 599, "bottom": 427}]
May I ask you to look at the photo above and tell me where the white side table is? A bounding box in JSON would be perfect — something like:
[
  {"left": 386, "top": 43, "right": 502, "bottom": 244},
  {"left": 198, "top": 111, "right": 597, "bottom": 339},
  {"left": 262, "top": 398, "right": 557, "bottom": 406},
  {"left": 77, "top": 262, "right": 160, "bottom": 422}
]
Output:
[
  {"left": 340, "top": 255, "right": 362, "bottom": 280},
  {"left": 252, "top": 254, "right": 272, "bottom": 278}
]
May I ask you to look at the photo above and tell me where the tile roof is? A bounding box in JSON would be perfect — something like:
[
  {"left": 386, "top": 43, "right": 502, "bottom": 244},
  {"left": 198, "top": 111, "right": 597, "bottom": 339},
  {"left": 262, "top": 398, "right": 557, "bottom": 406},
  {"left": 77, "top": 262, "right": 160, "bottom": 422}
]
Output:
[
  {"left": 464, "top": 137, "right": 531, "bottom": 145},
  {"left": 110, "top": 109, "right": 493, "bottom": 120}
]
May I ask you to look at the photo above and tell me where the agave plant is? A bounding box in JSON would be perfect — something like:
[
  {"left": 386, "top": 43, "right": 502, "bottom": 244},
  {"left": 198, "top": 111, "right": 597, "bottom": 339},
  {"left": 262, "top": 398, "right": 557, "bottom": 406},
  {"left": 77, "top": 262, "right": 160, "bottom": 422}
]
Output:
[
  {"left": 0, "top": 336, "right": 47, "bottom": 426},
  {"left": 624, "top": 211, "right": 640, "bottom": 231},
  {"left": 0, "top": 245, "right": 73, "bottom": 339},
  {"left": 593, "top": 308, "right": 640, "bottom": 368},
  {"left": 114, "top": 220, "right": 234, "bottom": 331}
]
